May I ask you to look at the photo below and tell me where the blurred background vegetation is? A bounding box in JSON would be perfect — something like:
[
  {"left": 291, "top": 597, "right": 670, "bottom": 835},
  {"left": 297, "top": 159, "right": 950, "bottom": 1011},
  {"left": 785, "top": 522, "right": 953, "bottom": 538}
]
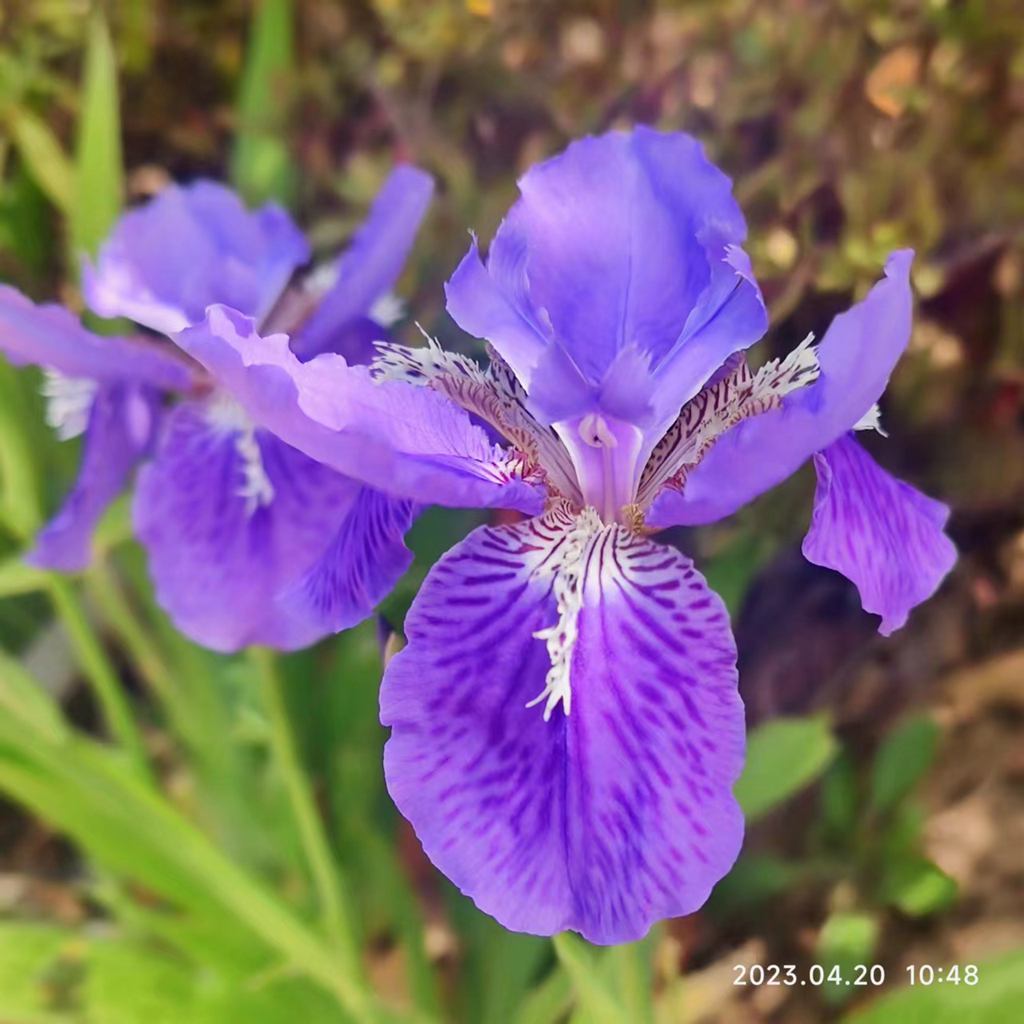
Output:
[{"left": 0, "top": 0, "right": 1022, "bottom": 1021}]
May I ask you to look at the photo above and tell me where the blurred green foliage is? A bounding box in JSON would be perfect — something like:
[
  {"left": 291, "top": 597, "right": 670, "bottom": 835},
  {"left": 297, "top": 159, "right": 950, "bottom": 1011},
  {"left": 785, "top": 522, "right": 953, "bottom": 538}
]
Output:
[
  {"left": 231, "top": 0, "right": 297, "bottom": 205},
  {"left": 850, "top": 948, "right": 1024, "bottom": 1023},
  {"left": 734, "top": 715, "right": 838, "bottom": 822},
  {"left": 71, "top": 11, "right": 123, "bottom": 261},
  {"left": 0, "top": 0, "right": 1021, "bottom": 1022}
]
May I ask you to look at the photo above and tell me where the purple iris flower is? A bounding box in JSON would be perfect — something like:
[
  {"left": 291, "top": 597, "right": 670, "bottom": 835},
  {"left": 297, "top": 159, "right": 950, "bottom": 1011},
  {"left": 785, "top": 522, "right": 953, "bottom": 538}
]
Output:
[
  {"left": 170, "top": 127, "right": 956, "bottom": 942},
  {"left": 0, "top": 166, "right": 433, "bottom": 651}
]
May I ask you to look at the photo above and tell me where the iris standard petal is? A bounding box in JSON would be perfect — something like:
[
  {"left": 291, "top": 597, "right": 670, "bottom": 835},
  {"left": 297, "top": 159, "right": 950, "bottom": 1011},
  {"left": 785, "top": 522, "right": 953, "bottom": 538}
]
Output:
[
  {"left": 28, "top": 384, "right": 156, "bottom": 571},
  {"left": 648, "top": 241, "right": 767, "bottom": 432},
  {"left": 444, "top": 240, "right": 550, "bottom": 398},
  {"left": 381, "top": 510, "right": 744, "bottom": 944},
  {"left": 447, "top": 128, "right": 761, "bottom": 428},
  {"left": 646, "top": 249, "right": 914, "bottom": 528},
  {"left": 277, "top": 485, "right": 416, "bottom": 634},
  {"left": 133, "top": 401, "right": 355, "bottom": 652},
  {"left": 0, "top": 285, "right": 193, "bottom": 391},
  {"left": 802, "top": 434, "right": 956, "bottom": 635},
  {"left": 292, "top": 166, "right": 434, "bottom": 359},
  {"left": 176, "top": 306, "right": 545, "bottom": 514},
  {"left": 83, "top": 180, "right": 309, "bottom": 334}
]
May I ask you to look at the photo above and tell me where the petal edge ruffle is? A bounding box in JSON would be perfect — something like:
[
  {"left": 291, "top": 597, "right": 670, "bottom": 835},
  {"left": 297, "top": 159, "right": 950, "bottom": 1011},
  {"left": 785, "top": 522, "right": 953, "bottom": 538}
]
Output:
[{"left": 175, "top": 306, "right": 544, "bottom": 515}]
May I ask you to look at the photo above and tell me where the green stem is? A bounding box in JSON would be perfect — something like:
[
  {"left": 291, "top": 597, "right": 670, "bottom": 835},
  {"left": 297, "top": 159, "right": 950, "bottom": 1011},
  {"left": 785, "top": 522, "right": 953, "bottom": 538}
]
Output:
[
  {"left": 46, "top": 575, "right": 151, "bottom": 784},
  {"left": 0, "top": 362, "right": 43, "bottom": 541},
  {"left": 86, "top": 562, "right": 175, "bottom": 706},
  {"left": 551, "top": 933, "right": 624, "bottom": 1024},
  {"left": 85, "top": 563, "right": 218, "bottom": 772},
  {"left": 512, "top": 965, "right": 573, "bottom": 1024},
  {"left": 249, "top": 647, "right": 360, "bottom": 975}
]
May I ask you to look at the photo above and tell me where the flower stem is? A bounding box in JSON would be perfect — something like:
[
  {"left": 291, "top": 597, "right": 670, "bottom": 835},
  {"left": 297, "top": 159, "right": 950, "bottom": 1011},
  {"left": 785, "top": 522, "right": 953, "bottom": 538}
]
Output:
[
  {"left": 249, "top": 647, "right": 361, "bottom": 975},
  {"left": 551, "top": 933, "right": 624, "bottom": 1024},
  {"left": 87, "top": 562, "right": 176, "bottom": 706},
  {"left": 46, "top": 575, "right": 152, "bottom": 784}
]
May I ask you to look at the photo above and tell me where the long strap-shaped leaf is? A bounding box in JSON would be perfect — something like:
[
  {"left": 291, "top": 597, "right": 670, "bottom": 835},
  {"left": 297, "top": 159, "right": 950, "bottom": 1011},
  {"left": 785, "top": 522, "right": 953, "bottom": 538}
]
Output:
[
  {"left": 0, "top": 652, "right": 414, "bottom": 1024},
  {"left": 71, "top": 11, "right": 124, "bottom": 266}
]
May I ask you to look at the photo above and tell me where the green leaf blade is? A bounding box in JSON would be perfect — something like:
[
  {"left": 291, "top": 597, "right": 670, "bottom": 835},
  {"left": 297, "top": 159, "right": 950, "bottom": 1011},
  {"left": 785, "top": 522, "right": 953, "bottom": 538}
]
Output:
[
  {"left": 9, "top": 108, "right": 74, "bottom": 212},
  {"left": 869, "top": 717, "right": 940, "bottom": 813},
  {"left": 71, "top": 12, "right": 124, "bottom": 264},
  {"left": 879, "top": 855, "right": 957, "bottom": 917},
  {"left": 735, "top": 715, "right": 838, "bottom": 821},
  {"left": 847, "top": 949, "right": 1024, "bottom": 1024},
  {"left": 816, "top": 910, "right": 880, "bottom": 1007},
  {"left": 230, "top": 0, "right": 297, "bottom": 206}
]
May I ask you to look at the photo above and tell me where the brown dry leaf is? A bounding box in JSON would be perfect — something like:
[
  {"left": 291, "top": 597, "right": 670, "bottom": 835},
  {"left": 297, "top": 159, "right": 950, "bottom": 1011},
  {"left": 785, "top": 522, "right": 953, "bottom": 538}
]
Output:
[
  {"left": 952, "top": 917, "right": 1024, "bottom": 961},
  {"left": 365, "top": 940, "right": 412, "bottom": 1013},
  {"left": 924, "top": 792, "right": 996, "bottom": 886},
  {"left": 994, "top": 247, "right": 1023, "bottom": 295},
  {"left": 940, "top": 647, "right": 1024, "bottom": 722},
  {"left": 561, "top": 18, "right": 605, "bottom": 66},
  {"left": 865, "top": 46, "right": 922, "bottom": 117},
  {"left": 909, "top": 320, "right": 965, "bottom": 371},
  {"left": 675, "top": 939, "right": 765, "bottom": 1022}
]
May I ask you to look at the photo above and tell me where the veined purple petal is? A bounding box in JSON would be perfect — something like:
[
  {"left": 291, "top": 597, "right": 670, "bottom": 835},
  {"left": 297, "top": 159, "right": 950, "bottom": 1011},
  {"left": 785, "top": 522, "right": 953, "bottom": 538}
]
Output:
[
  {"left": 133, "top": 401, "right": 355, "bottom": 652},
  {"left": 445, "top": 128, "right": 763, "bottom": 430},
  {"left": 0, "top": 285, "right": 193, "bottom": 391},
  {"left": 292, "top": 166, "right": 434, "bottom": 360},
  {"left": 278, "top": 485, "right": 416, "bottom": 634},
  {"left": 647, "top": 250, "right": 914, "bottom": 528},
  {"left": 28, "top": 384, "right": 156, "bottom": 571},
  {"left": 802, "top": 435, "right": 956, "bottom": 635},
  {"left": 381, "top": 511, "right": 744, "bottom": 944},
  {"left": 175, "top": 306, "right": 544, "bottom": 515},
  {"left": 83, "top": 181, "right": 309, "bottom": 334}
]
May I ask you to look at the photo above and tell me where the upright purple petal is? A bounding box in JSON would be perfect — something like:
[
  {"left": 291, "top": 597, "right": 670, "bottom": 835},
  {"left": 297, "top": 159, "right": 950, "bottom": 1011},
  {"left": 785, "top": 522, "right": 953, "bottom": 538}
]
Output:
[
  {"left": 0, "top": 285, "right": 193, "bottom": 391},
  {"left": 291, "top": 166, "right": 434, "bottom": 360},
  {"left": 381, "top": 511, "right": 744, "bottom": 944},
  {"left": 133, "top": 401, "right": 356, "bottom": 652},
  {"left": 277, "top": 485, "right": 416, "bottom": 634},
  {"left": 175, "top": 306, "right": 544, "bottom": 514},
  {"left": 445, "top": 128, "right": 765, "bottom": 429},
  {"left": 83, "top": 181, "right": 309, "bottom": 334},
  {"left": 802, "top": 435, "right": 956, "bottom": 635},
  {"left": 444, "top": 240, "right": 557, "bottom": 410},
  {"left": 28, "top": 384, "right": 156, "bottom": 571},
  {"left": 492, "top": 129, "right": 746, "bottom": 379},
  {"left": 647, "top": 250, "right": 914, "bottom": 528},
  {"left": 652, "top": 242, "right": 767, "bottom": 429}
]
